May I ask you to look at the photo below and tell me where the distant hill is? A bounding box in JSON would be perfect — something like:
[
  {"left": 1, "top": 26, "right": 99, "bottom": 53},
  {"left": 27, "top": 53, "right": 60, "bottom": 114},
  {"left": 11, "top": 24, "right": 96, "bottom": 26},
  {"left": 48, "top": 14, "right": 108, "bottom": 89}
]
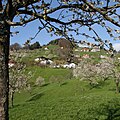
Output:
[
  {"left": 47, "top": 38, "right": 59, "bottom": 45},
  {"left": 47, "top": 38, "right": 76, "bottom": 48}
]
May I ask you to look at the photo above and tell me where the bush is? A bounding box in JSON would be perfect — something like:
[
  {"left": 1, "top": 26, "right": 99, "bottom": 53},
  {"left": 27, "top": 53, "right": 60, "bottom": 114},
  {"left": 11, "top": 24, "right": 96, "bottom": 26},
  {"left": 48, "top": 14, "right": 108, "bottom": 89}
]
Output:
[
  {"left": 35, "top": 76, "right": 45, "bottom": 86},
  {"left": 49, "top": 75, "right": 65, "bottom": 86}
]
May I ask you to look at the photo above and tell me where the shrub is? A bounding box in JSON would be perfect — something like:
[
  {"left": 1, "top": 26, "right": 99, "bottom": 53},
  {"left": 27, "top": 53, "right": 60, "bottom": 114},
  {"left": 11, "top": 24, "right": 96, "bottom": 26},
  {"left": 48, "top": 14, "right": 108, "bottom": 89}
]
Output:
[{"left": 35, "top": 76, "right": 45, "bottom": 86}]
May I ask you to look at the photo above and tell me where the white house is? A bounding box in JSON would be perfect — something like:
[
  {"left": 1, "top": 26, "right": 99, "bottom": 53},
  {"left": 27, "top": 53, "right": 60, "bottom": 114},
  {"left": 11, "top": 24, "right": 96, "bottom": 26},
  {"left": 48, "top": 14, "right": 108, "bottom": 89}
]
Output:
[
  {"left": 63, "top": 63, "right": 76, "bottom": 69},
  {"left": 100, "top": 55, "right": 107, "bottom": 59},
  {"left": 34, "top": 57, "right": 53, "bottom": 66},
  {"left": 8, "top": 60, "right": 16, "bottom": 68},
  {"left": 34, "top": 58, "right": 40, "bottom": 62},
  {"left": 8, "top": 62, "right": 15, "bottom": 68},
  {"left": 91, "top": 46, "right": 100, "bottom": 52},
  {"left": 44, "top": 47, "right": 49, "bottom": 50}
]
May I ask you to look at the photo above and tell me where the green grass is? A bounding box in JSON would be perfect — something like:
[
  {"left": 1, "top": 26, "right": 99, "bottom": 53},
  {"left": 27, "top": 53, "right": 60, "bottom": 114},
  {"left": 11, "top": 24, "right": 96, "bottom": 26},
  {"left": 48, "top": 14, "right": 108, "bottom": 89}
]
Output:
[
  {"left": 9, "top": 76, "right": 120, "bottom": 120},
  {"left": 21, "top": 45, "right": 59, "bottom": 65},
  {"left": 9, "top": 46, "right": 120, "bottom": 120},
  {"left": 25, "top": 66, "right": 72, "bottom": 83}
]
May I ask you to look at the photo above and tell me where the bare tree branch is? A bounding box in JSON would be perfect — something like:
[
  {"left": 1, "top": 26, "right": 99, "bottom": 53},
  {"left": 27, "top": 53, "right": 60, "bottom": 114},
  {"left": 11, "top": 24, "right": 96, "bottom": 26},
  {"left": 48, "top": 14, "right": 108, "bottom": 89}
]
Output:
[
  {"left": 83, "top": 0, "right": 120, "bottom": 27},
  {"left": 6, "top": 17, "right": 37, "bottom": 26}
]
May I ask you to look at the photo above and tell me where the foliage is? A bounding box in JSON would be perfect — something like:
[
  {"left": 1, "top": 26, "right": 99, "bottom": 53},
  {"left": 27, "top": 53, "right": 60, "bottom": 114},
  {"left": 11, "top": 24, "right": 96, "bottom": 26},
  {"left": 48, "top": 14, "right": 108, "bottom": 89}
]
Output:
[
  {"left": 47, "top": 39, "right": 59, "bottom": 45},
  {"left": 10, "top": 43, "right": 22, "bottom": 51},
  {"left": 8, "top": 49, "right": 120, "bottom": 119},
  {"left": 9, "top": 54, "right": 32, "bottom": 107},
  {"left": 58, "top": 38, "right": 74, "bottom": 49},
  {"left": 73, "top": 59, "right": 99, "bottom": 85},
  {"left": 73, "top": 58, "right": 120, "bottom": 92},
  {"left": 29, "top": 41, "right": 41, "bottom": 50},
  {"left": 56, "top": 38, "right": 73, "bottom": 60},
  {"left": 35, "top": 76, "right": 45, "bottom": 86}
]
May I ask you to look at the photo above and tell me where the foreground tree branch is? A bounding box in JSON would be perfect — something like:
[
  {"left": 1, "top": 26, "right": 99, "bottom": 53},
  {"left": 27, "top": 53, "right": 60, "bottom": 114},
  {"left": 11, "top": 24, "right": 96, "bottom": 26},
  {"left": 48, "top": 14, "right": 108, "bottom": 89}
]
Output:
[{"left": 83, "top": 0, "right": 120, "bottom": 27}]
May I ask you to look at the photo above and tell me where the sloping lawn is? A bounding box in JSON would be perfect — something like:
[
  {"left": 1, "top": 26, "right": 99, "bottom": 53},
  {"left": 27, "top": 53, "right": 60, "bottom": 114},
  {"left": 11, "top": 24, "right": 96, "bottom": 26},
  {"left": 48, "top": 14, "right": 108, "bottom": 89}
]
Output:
[
  {"left": 25, "top": 66, "right": 72, "bottom": 83},
  {"left": 9, "top": 77, "right": 120, "bottom": 120}
]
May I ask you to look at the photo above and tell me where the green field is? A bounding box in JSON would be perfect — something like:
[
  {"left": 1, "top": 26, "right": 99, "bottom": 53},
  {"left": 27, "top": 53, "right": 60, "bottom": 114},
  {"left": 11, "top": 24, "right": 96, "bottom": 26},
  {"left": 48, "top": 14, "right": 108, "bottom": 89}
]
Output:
[
  {"left": 9, "top": 67, "right": 120, "bottom": 120},
  {"left": 9, "top": 46, "right": 120, "bottom": 120}
]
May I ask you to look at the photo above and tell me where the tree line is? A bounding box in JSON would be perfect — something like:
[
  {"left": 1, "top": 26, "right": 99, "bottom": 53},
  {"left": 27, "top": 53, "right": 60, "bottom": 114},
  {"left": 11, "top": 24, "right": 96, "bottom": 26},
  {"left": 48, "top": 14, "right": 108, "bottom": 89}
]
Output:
[{"left": 10, "top": 41, "right": 41, "bottom": 51}]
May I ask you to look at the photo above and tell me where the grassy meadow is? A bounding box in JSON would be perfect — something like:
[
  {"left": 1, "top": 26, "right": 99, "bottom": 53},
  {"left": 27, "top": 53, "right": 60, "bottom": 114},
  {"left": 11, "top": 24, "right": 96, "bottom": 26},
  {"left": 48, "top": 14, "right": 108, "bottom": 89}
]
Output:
[
  {"left": 9, "top": 67, "right": 120, "bottom": 120},
  {"left": 9, "top": 45, "right": 120, "bottom": 120}
]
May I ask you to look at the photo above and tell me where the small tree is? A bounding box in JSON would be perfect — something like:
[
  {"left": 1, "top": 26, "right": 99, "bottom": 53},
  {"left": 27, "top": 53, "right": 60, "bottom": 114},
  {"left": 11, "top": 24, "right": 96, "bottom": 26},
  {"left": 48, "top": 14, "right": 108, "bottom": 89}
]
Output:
[
  {"left": 73, "top": 60, "right": 99, "bottom": 85},
  {"left": 35, "top": 76, "right": 45, "bottom": 86},
  {"left": 9, "top": 55, "right": 32, "bottom": 107},
  {"left": 57, "top": 38, "right": 74, "bottom": 61},
  {"left": 29, "top": 41, "right": 41, "bottom": 50},
  {"left": 99, "top": 59, "right": 120, "bottom": 93},
  {"left": 10, "top": 43, "right": 22, "bottom": 51}
]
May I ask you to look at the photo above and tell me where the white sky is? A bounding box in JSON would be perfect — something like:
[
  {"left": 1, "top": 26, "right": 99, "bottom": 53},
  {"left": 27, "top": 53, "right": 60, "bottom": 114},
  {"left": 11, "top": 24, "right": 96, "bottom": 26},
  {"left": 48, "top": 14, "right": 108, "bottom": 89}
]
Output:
[{"left": 113, "top": 43, "right": 120, "bottom": 51}]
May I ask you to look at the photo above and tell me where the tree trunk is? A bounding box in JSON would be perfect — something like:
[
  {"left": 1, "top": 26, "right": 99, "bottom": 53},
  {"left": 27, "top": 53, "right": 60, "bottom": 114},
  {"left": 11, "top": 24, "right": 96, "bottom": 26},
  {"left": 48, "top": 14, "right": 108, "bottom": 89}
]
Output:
[
  {"left": 0, "top": 17, "right": 10, "bottom": 120},
  {"left": 115, "top": 79, "right": 119, "bottom": 93},
  {"left": 11, "top": 91, "right": 14, "bottom": 108}
]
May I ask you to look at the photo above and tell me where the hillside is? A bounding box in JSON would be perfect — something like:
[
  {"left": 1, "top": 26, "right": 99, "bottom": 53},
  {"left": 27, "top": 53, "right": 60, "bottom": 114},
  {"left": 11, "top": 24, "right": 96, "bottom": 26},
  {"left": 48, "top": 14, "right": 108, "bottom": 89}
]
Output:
[
  {"left": 9, "top": 44, "right": 120, "bottom": 120},
  {"left": 9, "top": 78, "right": 120, "bottom": 120}
]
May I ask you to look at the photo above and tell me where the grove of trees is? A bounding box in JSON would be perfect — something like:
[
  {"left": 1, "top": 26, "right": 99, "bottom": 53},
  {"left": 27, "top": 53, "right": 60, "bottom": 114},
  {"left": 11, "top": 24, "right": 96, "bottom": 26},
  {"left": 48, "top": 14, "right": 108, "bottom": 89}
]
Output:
[
  {"left": 0, "top": 0, "right": 120, "bottom": 119},
  {"left": 73, "top": 58, "right": 120, "bottom": 93},
  {"left": 10, "top": 43, "right": 22, "bottom": 51}
]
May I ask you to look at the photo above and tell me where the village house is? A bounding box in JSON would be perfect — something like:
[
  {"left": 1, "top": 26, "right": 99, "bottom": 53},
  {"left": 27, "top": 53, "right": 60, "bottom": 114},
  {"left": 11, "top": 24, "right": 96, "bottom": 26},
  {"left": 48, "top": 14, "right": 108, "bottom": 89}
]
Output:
[
  {"left": 74, "top": 49, "right": 79, "bottom": 52},
  {"left": 82, "top": 54, "right": 90, "bottom": 59},
  {"left": 100, "top": 55, "right": 108, "bottom": 59},
  {"left": 81, "top": 47, "right": 90, "bottom": 52},
  {"left": 91, "top": 46, "right": 100, "bottom": 52},
  {"left": 8, "top": 60, "right": 16, "bottom": 68},
  {"left": 62, "top": 63, "right": 76, "bottom": 69},
  {"left": 44, "top": 47, "right": 49, "bottom": 50},
  {"left": 34, "top": 56, "right": 53, "bottom": 66}
]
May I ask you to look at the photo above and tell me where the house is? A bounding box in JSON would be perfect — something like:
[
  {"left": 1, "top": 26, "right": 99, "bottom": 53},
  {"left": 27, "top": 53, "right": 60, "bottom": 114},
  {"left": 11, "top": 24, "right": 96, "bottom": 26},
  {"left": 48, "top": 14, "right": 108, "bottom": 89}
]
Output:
[
  {"left": 74, "top": 49, "right": 79, "bottom": 52},
  {"left": 8, "top": 60, "right": 16, "bottom": 68},
  {"left": 34, "top": 58, "right": 40, "bottom": 62},
  {"left": 91, "top": 46, "right": 100, "bottom": 52},
  {"left": 40, "top": 59, "right": 53, "bottom": 66},
  {"left": 34, "top": 56, "right": 47, "bottom": 62},
  {"left": 81, "top": 47, "right": 90, "bottom": 52},
  {"left": 62, "top": 63, "right": 76, "bottom": 69},
  {"left": 34, "top": 57, "right": 53, "bottom": 66},
  {"left": 53, "top": 65, "right": 60, "bottom": 68},
  {"left": 44, "top": 47, "right": 49, "bottom": 50},
  {"left": 82, "top": 54, "right": 90, "bottom": 59},
  {"left": 75, "top": 55, "right": 80, "bottom": 58},
  {"left": 100, "top": 55, "right": 107, "bottom": 59},
  {"left": 60, "top": 47, "right": 64, "bottom": 49}
]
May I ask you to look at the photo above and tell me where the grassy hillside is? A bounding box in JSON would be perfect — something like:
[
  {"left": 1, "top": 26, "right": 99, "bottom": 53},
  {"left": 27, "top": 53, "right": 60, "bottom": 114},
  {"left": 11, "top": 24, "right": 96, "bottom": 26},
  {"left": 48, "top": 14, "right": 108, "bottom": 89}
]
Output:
[
  {"left": 25, "top": 66, "right": 72, "bottom": 83},
  {"left": 9, "top": 77, "right": 120, "bottom": 120},
  {"left": 9, "top": 45, "right": 120, "bottom": 120}
]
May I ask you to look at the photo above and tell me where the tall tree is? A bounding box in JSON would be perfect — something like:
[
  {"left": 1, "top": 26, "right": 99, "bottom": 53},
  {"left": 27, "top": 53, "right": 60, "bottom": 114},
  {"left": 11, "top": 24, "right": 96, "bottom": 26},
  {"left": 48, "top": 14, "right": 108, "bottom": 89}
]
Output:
[
  {"left": 29, "top": 41, "right": 41, "bottom": 50},
  {"left": 0, "top": 0, "right": 120, "bottom": 119},
  {"left": 10, "top": 43, "right": 21, "bottom": 51}
]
